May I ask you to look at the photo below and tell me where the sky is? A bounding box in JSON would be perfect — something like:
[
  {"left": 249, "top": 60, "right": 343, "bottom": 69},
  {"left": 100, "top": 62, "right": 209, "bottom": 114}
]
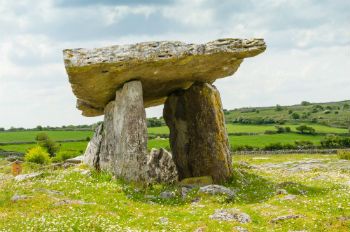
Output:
[{"left": 0, "top": 0, "right": 349, "bottom": 129}]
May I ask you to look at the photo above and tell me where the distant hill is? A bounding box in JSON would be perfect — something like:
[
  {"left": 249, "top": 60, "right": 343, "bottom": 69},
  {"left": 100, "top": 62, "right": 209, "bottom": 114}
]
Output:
[{"left": 224, "top": 100, "right": 350, "bottom": 129}]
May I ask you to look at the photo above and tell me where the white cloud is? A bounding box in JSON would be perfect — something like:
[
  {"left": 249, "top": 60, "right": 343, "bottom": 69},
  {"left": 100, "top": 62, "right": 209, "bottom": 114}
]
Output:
[
  {"left": 161, "top": 0, "right": 214, "bottom": 27},
  {"left": 0, "top": 0, "right": 349, "bottom": 128}
]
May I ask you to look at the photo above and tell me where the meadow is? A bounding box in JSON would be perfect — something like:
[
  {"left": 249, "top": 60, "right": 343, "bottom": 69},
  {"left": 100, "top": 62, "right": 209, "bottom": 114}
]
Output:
[{"left": 0, "top": 153, "right": 349, "bottom": 231}]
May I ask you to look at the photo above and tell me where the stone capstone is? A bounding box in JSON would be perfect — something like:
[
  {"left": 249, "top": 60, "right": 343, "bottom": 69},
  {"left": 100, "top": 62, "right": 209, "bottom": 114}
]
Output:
[
  {"left": 163, "top": 82, "right": 233, "bottom": 183},
  {"left": 63, "top": 38, "right": 266, "bottom": 116}
]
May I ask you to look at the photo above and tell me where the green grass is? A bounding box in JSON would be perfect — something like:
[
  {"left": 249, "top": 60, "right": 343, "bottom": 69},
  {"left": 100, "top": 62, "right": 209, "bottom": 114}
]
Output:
[
  {"left": 226, "top": 123, "right": 349, "bottom": 134},
  {"left": 147, "top": 133, "right": 326, "bottom": 150},
  {"left": 0, "top": 141, "right": 88, "bottom": 154},
  {"left": 229, "top": 133, "right": 325, "bottom": 148},
  {"left": 0, "top": 133, "right": 329, "bottom": 153},
  {"left": 0, "top": 130, "right": 93, "bottom": 143},
  {"left": 148, "top": 126, "right": 170, "bottom": 134},
  {"left": 0, "top": 154, "right": 349, "bottom": 231},
  {"left": 0, "top": 123, "right": 346, "bottom": 154}
]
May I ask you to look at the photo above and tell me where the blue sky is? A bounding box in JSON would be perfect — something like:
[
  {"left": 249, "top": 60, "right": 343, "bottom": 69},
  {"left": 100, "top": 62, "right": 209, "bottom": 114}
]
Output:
[{"left": 0, "top": 0, "right": 349, "bottom": 128}]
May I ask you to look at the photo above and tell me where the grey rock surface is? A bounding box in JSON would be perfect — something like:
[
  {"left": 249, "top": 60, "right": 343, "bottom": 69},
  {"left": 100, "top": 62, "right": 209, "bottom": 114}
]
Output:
[
  {"left": 164, "top": 82, "right": 232, "bottom": 183},
  {"left": 14, "top": 172, "right": 43, "bottom": 182},
  {"left": 54, "top": 199, "right": 96, "bottom": 206},
  {"left": 146, "top": 148, "right": 178, "bottom": 184},
  {"left": 210, "top": 209, "right": 251, "bottom": 223},
  {"left": 159, "top": 191, "right": 176, "bottom": 199},
  {"left": 65, "top": 155, "right": 83, "bottom": 164},
  {"left": 83, "top": 124, "right": 103, "bottom": 169},
  {"left": 234, "top": 226, "right": 249, "bottom": 232},
  {"left": 199, "top": 185, "right": 236, "bottom": 198},
  {"left": 11, "top": 194, "right": 29, "bottom": 202},
  {"left": 63, "top": 38, "right": 266, "bottom": 116},
  {"left": 271, "top": 215, "right": 303, "bottom": 223},
  {"left": 83, "top": 81, "right": 148, "bottom": 182},
  {"left": 276, "top": 189, "right": 288, "bottom": 195},
  {"left": 281, "top": 194, "right": 297, "bottom": 201}
]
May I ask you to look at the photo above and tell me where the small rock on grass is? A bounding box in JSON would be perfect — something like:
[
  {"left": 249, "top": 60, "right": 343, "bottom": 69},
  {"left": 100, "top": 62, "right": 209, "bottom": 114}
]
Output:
[
  {"left": 276, "top": 189, "right": 288, "bottom": 195},
  {"left": 198, "top": 185, "right": 235, "bottom": 198},
  {"left": 281, "top": 194, "right": 297, "bottom": 201},
  {"left": 312, "top": 175, "right": 327, "bottom": 180},
  {"left": 73, "top": 169, "right": 91, "bottom": 176},
  {"left": 159, "top": 191, "right": 176, "bottom": 199},
  {"left": 337, "top": 216, "right": 350, "bottom": 221},
  {"left": 194, "top": 227, "right": 206, "bottom": 232},
  {"left": 65, "top": 155, "right": 83, "bottom": 164},
  {"left": 6, "top": 156, "right": 24, "bottom": 162},
  {"left": 210, "top": 209, "right": 251, "bottom": 223},
  {"left": 54, "top": 199, "right": 96, "bottom": 206},
  {"left": 14, "top": 172, "right": 43, "bottom": 182},
  {"left": 233, "top": 226, "right": 249, "bottom": 232},
  {"left": 181, "top": 186, "right": 196, "bottom": 198},
  {"left": 11, "top": 194, "right": 29, "bottom": 202},
  {"left": 159, "top": 217, "right": 169, "bottom": 225},
  {"left": 36, "top": 188, "right": 64, "bottom": 196},
  {"left": 271, "top": 215, "right": 303, "bottom": 223}
]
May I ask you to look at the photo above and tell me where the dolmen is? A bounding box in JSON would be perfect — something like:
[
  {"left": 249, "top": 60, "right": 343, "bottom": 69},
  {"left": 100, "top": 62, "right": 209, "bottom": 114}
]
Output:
[{"left": 63, "top": 38, "right": 266, "bottom": 184}]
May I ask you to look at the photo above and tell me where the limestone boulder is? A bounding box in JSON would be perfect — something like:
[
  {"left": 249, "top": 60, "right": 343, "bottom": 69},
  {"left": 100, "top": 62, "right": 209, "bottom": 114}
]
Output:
[
  {"left": 63, "top": 38, "right": 266, "bottom": 116},
  {"left": 83, "top": 124, "right": 103, "bottom": 169},
  {"left": 146, "top": 148, "right": 178, "bottom": 184},
  {"left": 83, "top": 80, "right": 149, "bottom": 182},
  {"left": 163, "top": 82, "right": 233, "bottom": 183}
]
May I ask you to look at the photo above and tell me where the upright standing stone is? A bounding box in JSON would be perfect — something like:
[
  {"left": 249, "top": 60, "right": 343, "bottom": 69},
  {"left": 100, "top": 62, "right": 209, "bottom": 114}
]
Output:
[
  {"left": 83, "top": 80, "right": 148, "bottom": 182},
  {"left": 164, "top": 82, "right": 232, "bottom": 183},
  {"left": 83, "top": 123, "right": 103, "bottom": 169}
]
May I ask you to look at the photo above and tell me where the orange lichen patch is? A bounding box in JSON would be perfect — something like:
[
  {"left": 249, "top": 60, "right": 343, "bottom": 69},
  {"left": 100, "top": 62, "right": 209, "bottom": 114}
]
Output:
[{"left": 11, "top": 161, "right": 22, "bottom": 176}]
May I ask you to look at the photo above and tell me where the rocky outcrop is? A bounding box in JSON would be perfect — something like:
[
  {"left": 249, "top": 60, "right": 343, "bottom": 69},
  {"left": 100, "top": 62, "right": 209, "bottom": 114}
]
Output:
[
  {"left": 146, "top": 148, "right": 178, "bottom": 184},
  {"left": 63, "top": 38, "right": 266, "bottom": 116},
  {"left": 163, "top": 82, "right": 233, "bottom": 183},
  {"left": 210, "top": 209, "right": 251, "bottom": 223}
]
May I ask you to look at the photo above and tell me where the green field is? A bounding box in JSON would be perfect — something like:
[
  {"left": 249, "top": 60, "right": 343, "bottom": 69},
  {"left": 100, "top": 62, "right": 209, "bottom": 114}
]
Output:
[
  {"left": 0, "top": 130, "right": 93, "bottom": 143},
  {"left": 0, "top": 123, "right": 347, "bottom": 154},
  {"left": 229, "top": 134, "right": 324, "bottom": 148},
  {"left": 148, "top": 123, "right": 349, "bottom": 135},
  {"left": 225, "top": 100, "right": 350, "bottom": 128},
  {"left": 0, "top": 141, "right": 88, "bottom": 154}
]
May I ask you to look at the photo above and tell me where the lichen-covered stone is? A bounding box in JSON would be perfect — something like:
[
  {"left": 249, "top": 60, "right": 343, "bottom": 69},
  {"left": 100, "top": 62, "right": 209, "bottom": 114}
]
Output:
[
  {"left": 163, "top": 82, "right": 233, "bottom": 183},
  {"left": 146, "top": 148, "right": 178, "bottom": 184},
  {"left": 63, "top": 38, "right": 266, "bottom": 116},
  {"left": 83, "top": 124, "right": 103, "bottom": 169},
  {"left": 83, "top": 80, "right": 149, "bottom": 182},
  {"left": 179, "top": 176, "right": 214, "bottom": 186}
]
